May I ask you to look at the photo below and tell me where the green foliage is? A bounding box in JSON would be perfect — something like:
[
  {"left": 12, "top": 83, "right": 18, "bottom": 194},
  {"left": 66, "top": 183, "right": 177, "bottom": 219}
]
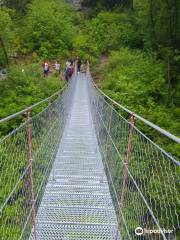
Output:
[
  {"left": 101, "top": 48, "right": 180, "bottom": 157},
  {"left": 0, "top": 8, "right": 14, "bottom": 66},
  {"left": 81, "top": 1, "right": 180, "bottom": 158},
  {"left": 0, "top": 63, "right": 65, "bottom": 136},
  {"left": 21, "top": 0, "right": 78, "bottom": 59},
  {"left": 0, "top": 0, "right": 179, "bottom": 238},
  {"left": 0, "top": 0, "right": 78, "bottom": 137},
  {"left": 73, "top": 33, "right": 99, "bottom": 62},
  {"left": 73, "top": 11, "right": 143, "bottom": 63},
  {"left": 88, "top": 12, "right": 134, "bottom": 52},
  {"left": 102, "top": 48, "right": 166, "bottom": 107},
  {"left": 134, "top": 0, "right": 180, "bottom": 49}
]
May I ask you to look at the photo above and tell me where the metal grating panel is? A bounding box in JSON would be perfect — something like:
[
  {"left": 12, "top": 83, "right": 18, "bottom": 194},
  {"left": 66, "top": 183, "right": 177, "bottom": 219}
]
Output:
[{"left": 30, "top": 224, "right": 117, "bottom": 240}]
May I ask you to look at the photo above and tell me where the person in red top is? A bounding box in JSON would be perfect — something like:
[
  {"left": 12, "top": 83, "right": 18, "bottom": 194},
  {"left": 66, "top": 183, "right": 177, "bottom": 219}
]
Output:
[
  {"left": 68, "top": 61, "right": 74, "bottom": 78},
  {"left": 42, "top": 61, "right": 49, "bottom": 77}
]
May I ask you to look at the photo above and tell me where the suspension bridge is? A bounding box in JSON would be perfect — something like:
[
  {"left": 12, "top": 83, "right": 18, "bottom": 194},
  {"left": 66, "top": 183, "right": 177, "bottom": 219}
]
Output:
[{"left": 0, "top": 71, "right": 179, "bottom": 240}]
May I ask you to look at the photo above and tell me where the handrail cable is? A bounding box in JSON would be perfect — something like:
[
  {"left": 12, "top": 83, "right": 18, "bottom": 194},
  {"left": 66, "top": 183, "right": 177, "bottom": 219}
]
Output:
[
  {"left": 92, "top": 80, "right": 180, "bottom": 144},
  {"left": 0, "top": 85, "right": 66, "bottom": 124},
  {"left": 93, "top": 86, "right": 180, "bottom": 166}
]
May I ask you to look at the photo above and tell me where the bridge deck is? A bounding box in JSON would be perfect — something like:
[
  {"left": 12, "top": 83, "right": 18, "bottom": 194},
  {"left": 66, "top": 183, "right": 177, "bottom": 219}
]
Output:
[{"left": 31, "top": 74, "right": 119, "bottom": 239}]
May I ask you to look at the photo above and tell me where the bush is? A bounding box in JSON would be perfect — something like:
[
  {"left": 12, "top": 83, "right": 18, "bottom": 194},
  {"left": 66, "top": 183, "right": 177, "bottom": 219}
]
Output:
[
  {"left": 0, "top": 63, "right": 65, "bottom": 136},
  {"left": 21, "top": 0, "right": 78, "bottom": 59},
  {"left": 101, "top": 48, "right": 179, "bottom": 157}
]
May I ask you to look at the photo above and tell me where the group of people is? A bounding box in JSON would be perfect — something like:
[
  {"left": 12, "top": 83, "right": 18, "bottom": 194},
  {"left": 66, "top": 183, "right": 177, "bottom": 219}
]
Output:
[
  {"left": 42, "top": 57, "right": 87, "bottom": 81},
  {"left": 42, "top": 60, "right": 61, "bottom": 77},
  {"left": 64, "top": 57, "right": 85, "bottom": 81}
]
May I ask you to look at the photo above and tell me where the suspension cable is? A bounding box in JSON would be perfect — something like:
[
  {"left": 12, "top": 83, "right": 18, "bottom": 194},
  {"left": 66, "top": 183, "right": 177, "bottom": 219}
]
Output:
[
  {"left": 91, "top": 79, "right": 180, "bottom": 144},
  {"left": 0, "top": 86, "right": 66, "bottom": 124}
]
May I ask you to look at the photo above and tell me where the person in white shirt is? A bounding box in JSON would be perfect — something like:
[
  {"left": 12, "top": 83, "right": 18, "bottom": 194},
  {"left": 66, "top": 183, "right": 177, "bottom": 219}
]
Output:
[{"left": 54, "top": 61, "right": 61, "bottom": 74}]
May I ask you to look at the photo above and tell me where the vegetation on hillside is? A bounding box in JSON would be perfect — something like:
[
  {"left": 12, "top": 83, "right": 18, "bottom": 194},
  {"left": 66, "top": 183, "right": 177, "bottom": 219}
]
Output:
[
  {"left": 0, "top": 0, "right": 78, "bottom": 136},
  {"left": 78, "top": 0, "right": 180, "bottom": 157},
  {"left": 0, "top": 0, "right": 179, "bottom": 238},
  {"left": 1, "top": 1, "right": 179, "bottom": 137},
  {"left": 0, "top": 3, "right": 74, "bottom": 239}
]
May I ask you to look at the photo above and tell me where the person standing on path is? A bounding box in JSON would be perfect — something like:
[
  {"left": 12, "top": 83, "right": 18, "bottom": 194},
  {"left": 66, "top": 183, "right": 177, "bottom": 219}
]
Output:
[
  {"left": 54, "top": 61, "right": 61, "bottom": 75},
  {"left": 77, "top": 57, "right": 81, "bottom": 73},
  {"left": 68, "top": 61, "right": 74, "bottom": 78},
  {"left": 42, "top": 60, "right": 49, "bottom": 77},
  {"left": 64, "top": 59, "right": 71, "bottom": 82}
]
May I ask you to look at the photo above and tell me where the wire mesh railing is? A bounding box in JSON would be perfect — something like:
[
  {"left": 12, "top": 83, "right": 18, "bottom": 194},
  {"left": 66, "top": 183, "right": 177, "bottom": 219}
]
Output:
[
  {"left": 87, "top": 73, "right": 180, "bottom": 240},
  {"left": 0, "top": 80, "right": 74, "bottom": 240}
]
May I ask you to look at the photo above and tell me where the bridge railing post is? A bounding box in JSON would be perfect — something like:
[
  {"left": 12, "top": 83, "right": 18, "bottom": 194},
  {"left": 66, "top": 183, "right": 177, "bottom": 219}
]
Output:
[
  {"left": 99, "top": 104, "right": 113, "bottom": 183},
  {"left": 48, "top": 97, "right": 55, "bottom": 181},
  {"left": 95, "top": 95, "right": 100, "bottom": 140},
  {"left": 104, "top": 104, "right": 113, "bottom": 160},
  {"left": 48, "top": 97, "right": 52, "bottom": 124},
  {"left": 26, "top": 111, "right": 37, "bottom": 240},
  {"left": 75, "top": 60, "right": 78, "bottom": 77},
  {"left": 115, "top": 112, "right": 135, "bottom": 239}
]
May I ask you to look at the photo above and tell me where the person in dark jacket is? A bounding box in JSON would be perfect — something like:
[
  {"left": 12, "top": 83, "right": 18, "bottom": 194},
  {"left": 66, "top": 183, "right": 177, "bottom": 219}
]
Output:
[{"left": 77, "top": 57, "right": 81, "bottom": 73}]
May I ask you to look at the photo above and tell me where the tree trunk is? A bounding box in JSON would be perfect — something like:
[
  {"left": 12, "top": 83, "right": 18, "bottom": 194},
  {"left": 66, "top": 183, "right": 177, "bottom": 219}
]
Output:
[
  {"left": 174, "top": 0, "right": 178, "bottom": 48},
  {"left": 165, "top": 0, "right": 174, "bottom": 47},
  {"left": 149, "top": 0, "right": 158, "bottom": 48},
  {"left": 128, "top": 0, "right": 134, "bottom": 10},
  {"left": 0, "top": 35, "right": 9, "bottom": 67},
  {"left": 167, "top": 55, "right": 171, "bottom": 92}
]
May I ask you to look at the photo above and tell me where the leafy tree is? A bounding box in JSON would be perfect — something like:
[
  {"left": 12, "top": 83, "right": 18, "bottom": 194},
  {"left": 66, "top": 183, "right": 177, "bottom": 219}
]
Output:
[
  {"left": 73, "top": 11, "right": 143, "bottom": 62},
  {"left": 0, "top": 8, "right": 14, "bottom": 67},
  {"left": 134, "top": 0, "right": 180, "bottom": 102},
  {"left": 21, "top": 0, "right": 78, "bottom": 59},
  {"left": 101, "top": 48, "right": 180, "bottom": 157}
]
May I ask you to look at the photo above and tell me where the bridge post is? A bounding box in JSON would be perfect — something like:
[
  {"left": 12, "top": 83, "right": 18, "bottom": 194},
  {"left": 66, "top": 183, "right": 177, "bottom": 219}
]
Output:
[
  {"left": 95, "top": 95, "right": 105, "bottom": 183},
  {"left": 95, "top": 95, "right": 100, "bottom": 140},
  {"left": 48, "top": 97, "right": 52, "bottom": 124},
  {"left": 108, "top": 104, "right": 113, "bottom": 133},
  {"left": 115, "top": 112, "right": 135, "bottom": 239},
  {"left": 100, "top": 104, "right": 114, "bottom": 182},
  {"left": 104, "top": 105, "right": 113, "bottom": 164},
  {"left": 26, "top": 111, "right": 37, "bottom": 240},
  {"left": 48, "top": 97, "right": 55, "bottom": 181}
]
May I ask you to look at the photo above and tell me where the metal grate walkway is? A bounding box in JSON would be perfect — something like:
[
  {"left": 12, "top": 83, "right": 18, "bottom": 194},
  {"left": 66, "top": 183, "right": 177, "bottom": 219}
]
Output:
[{"left": 31, "top": 74, "right": 119, "bottom": 239}]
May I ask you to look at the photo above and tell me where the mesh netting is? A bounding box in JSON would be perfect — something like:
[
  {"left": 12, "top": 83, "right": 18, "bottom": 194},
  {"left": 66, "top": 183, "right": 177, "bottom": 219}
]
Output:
[
  {"left": 87, "top": 73, "right": 179, "bottom": 240},
  {"left": 0, "top": 81, "right": 74, "bottom": 240}
]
